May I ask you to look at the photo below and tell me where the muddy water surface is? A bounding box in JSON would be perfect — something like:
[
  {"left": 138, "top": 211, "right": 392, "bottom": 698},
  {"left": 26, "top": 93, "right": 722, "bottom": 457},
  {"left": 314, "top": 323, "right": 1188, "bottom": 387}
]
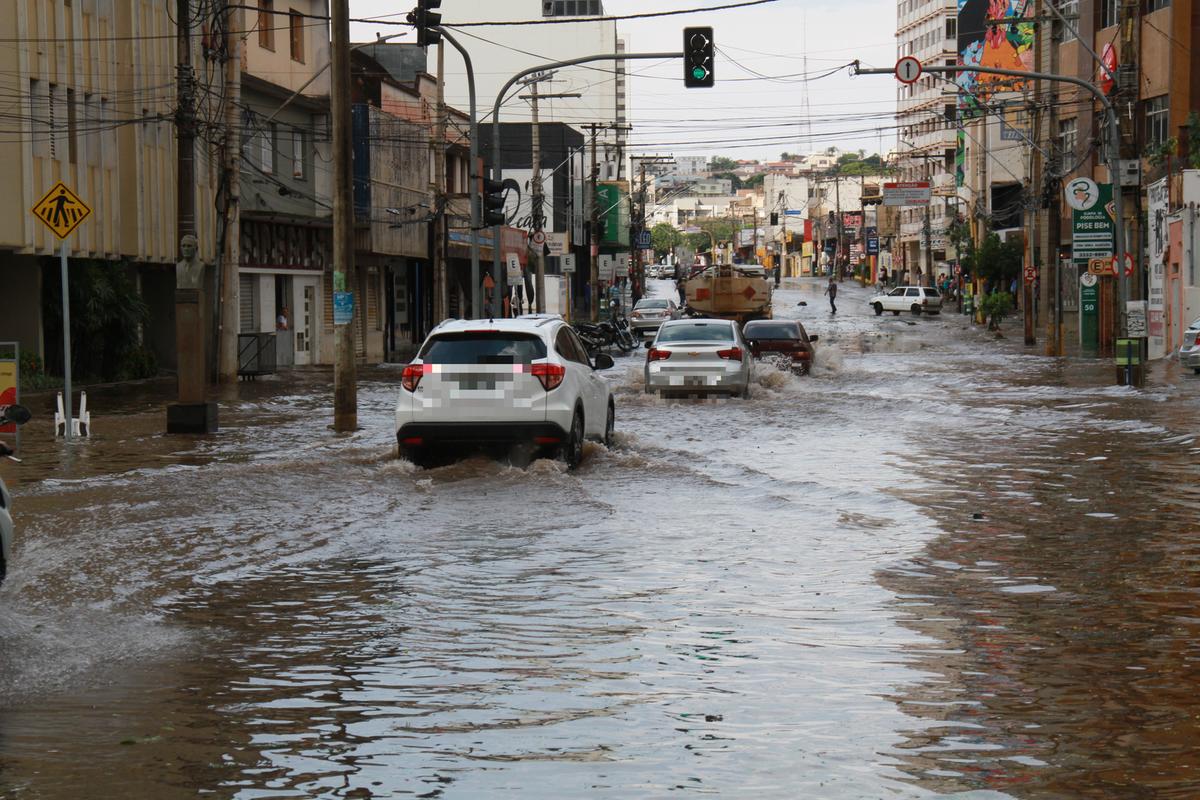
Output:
[{"left": 1, "top": 280, "right": 1198, "bottom": 799}]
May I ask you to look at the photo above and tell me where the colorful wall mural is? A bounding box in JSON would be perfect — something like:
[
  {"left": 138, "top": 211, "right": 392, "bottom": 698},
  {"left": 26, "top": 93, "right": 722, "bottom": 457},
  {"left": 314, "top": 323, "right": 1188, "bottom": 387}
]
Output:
[{"left": 957, "top": 0, "right": 1036, "bottom": 117}]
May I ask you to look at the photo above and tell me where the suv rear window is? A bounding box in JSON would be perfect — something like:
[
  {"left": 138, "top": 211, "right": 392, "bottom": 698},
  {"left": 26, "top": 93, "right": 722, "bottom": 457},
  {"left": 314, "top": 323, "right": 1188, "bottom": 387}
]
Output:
[
  {"left": 657, "top": 322, "right": 735, "bottom": 343},
  {"left": 419, "top": 332, "right": 547, "bottom": 364}
]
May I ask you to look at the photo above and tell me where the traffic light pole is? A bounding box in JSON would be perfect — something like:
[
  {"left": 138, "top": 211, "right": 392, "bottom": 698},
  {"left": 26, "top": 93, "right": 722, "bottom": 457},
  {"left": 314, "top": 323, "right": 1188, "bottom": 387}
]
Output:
[
  {"left": 852, "top": 61, "right": 1129, "bottom": 342},
  {"left": 434, "top": 27, "right": 481, "bottom": 318},
  {"left": 490, "top": 52, "right": 683, "bottom": 318}
]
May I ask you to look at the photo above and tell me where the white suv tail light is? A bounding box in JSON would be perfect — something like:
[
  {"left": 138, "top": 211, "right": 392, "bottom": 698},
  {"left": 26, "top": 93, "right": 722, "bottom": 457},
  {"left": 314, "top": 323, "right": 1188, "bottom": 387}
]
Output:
[
  {"left": 402, "top": 363, "right": 426, "bottom": 392},
  {"left": 530, "top": 362, "right": 565, "bottom": 391}
]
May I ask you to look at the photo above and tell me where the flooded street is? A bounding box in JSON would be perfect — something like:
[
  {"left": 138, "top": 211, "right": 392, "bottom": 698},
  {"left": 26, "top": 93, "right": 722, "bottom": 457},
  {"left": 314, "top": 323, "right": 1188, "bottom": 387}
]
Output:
[{"left": 2, "top": 278, "right": 1198, "bottom": 799}]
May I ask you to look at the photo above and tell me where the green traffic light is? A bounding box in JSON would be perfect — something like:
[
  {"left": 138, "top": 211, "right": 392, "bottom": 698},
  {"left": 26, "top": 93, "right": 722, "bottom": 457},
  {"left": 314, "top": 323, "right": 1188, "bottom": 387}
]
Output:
[{"left": 692, "top": 67, "right": 706, "bottom": 80}]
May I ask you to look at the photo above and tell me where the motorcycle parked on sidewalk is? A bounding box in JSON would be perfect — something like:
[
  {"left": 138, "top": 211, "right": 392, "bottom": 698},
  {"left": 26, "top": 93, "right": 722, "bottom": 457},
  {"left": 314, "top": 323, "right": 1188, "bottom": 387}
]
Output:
[
  {"left": 610, "top": 313, "right": 637, "bottom": 353},
  {"left": 0, "top": 403, "right": 32, "bottom": 585}
]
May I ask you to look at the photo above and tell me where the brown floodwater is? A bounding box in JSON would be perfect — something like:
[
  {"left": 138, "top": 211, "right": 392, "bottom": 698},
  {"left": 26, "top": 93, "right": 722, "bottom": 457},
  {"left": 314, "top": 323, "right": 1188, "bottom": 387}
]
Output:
[{"left": 1, "top": 279, "right": 1197, "bottom": 799}]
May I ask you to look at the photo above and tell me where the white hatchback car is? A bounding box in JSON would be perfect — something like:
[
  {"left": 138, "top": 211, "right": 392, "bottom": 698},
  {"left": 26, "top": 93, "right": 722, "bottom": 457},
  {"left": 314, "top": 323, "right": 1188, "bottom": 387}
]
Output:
[
  {"left": 644, "top": 318, "right": 755, "bottom": 398},
  {"left": 396, "top": 316, "right": 616, "bottom": 469},
  {"left": 1178, "top": 317, "right": 1200, "bottom": 374},
  {"left": 868, "top": 286, "right": 943, "bottom": 316}
]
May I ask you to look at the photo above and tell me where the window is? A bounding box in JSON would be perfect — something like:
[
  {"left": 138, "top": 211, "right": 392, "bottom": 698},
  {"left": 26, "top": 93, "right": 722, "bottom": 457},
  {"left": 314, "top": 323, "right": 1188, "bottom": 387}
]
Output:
[
  {"left": 1145, "top": 0, "right": 1170, "bottom": 11},
  {"left": 289, "top": 10, "right": 304, "bottom": 62},
  {"left": 1057, "top": 0, "right": 1078, "bottom": 41},
  {"left": 946, "top": 18, "right": 956, "bottom": 39},
  {"left": 1101, "top": 0, "right": 1118, "bottom": 28},
  {"left": 30, "top": 78, "right": 48, "bottom": 158},
  {"left": 261, "top": 124, "right": 276, "bottom": 174},
  {"left": 419, "top": 332, "right": 547, "bottom": 364},
  {"left": 1145, "top": 95, "right": 1169, "bottom": 149},
  {"left": 292, "top": 128, "right": 306, "bottom": 178},
  {"left": 555, "top": 328, "right": 588, "bottom": 365},
  {"left": 258, "top": 0, "right": 274, "bottom": 50},
  {"left": 1058, "top": 118, "right": 1078, "bottom": 161}
]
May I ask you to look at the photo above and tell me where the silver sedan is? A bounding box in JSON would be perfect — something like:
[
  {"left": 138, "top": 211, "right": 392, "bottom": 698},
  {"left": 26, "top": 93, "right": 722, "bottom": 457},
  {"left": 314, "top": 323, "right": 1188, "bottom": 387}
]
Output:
[
  {"left": 644, "top": 318, "right": 754, "bottom": 398},
  {"left": 628, "top": 298, "right": 681, "bottom": 338}
]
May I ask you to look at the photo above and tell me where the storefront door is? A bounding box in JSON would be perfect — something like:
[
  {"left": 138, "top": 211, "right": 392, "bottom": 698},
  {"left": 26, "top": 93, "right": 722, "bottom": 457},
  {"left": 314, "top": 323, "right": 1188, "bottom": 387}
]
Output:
[{"left": 294, "top": 278, "right": 317, "bottom": 366}]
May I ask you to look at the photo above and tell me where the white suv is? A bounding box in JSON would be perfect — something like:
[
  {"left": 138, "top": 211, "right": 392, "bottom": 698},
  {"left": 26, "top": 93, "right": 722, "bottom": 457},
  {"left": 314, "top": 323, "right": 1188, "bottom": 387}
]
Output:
[
  {"left": 868, "top": 286, "right": 943, "bottom": 316},
  {"left": 396, "top": 316, "right": 616, "bottom": 469}
]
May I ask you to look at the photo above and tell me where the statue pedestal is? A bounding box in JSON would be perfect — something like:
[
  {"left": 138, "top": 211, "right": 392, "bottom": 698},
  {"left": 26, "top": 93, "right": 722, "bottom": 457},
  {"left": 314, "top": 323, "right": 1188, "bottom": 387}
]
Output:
[
  {"left": 167, "top": 401, "right": 218, "bottom": 434},
  {"left": 168, "top": 287, "right": 218, "bottom": 434}
]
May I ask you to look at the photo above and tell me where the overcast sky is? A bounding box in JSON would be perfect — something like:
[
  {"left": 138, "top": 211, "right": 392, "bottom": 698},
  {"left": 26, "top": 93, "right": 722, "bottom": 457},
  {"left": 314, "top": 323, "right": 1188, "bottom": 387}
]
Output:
[{"left": 348, "top": 0, "right": 898, "bottom": 162}]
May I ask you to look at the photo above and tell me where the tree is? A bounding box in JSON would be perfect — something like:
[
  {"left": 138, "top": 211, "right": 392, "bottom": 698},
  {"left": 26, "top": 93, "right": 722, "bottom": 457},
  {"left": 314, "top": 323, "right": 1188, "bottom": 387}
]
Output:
[
  {"left": 961, "top": 232, "right": 1022, "bottom": 288},
  {"left": 978, "top": 291, "right": 1014, "bottom": 331},
  {"left": 683, "top": 217, "right": 737, "bottom": 252},
  {"left": 744, "top": 173, "right": 765, "bottom": 189},
  {"left": 708, "top": 156, "right": 738, "bottom": 172},
  {"left": 650, "top": 222, "right": 681, "bottom": 258}
]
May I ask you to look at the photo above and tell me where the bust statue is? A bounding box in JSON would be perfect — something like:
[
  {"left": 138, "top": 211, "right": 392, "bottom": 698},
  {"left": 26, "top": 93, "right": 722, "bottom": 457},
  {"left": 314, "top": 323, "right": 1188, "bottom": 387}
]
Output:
[{"left": 176, "top": 234, "right": 203, "bottom": 290}]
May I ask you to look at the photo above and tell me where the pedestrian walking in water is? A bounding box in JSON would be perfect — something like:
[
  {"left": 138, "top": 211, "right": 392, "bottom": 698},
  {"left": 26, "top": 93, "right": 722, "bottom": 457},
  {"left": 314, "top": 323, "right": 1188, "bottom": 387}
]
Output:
[{"left": 824, "top": 277, "right": 838, "bottom": 314}]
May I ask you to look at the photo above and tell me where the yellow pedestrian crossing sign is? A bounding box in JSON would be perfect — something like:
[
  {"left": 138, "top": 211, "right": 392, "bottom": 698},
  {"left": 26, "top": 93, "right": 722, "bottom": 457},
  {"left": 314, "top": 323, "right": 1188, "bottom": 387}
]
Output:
[{"left": 31, "top": 181, "right": 92, "bottom": 239}]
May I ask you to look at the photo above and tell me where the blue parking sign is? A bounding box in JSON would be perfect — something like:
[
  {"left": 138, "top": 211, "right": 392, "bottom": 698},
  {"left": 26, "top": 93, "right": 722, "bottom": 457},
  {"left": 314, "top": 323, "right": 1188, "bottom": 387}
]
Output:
[{"left": 333, "top": 291, "right": 354, "bottom": 325}]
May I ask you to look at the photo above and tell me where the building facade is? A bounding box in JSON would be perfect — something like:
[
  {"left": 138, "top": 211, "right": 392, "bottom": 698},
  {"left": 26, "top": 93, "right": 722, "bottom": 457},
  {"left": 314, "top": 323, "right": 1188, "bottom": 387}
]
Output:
[
  {"left": 0, "top": 0, "right": 219, "bottom": 375},
  {"left": 895, "top": 0, "right": 958, "bottom": 276}
]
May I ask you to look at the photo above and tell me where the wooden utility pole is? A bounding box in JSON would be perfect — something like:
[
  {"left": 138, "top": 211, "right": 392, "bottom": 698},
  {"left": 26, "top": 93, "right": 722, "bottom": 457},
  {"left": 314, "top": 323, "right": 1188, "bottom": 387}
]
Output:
[
  {"left": 519, "top": 78, "right": 580, "bottom": 315},
  {"left": 583, "top": 123, "right": 602, "bottom": 322},
  {"left": 432, "top": 41, "right": 448, "bottom": 322},
  {"left": 1023, "top": 94, "right": 1037, "bottom": 347},
  {"left": 217, "top": 0, "right": 240, "bottom": 384},
  {"left": 176, "top": 0, "right": 195, "bottom": 255},
  {"left": 331, "top": 0, "right": 357, "bottom": 431}
]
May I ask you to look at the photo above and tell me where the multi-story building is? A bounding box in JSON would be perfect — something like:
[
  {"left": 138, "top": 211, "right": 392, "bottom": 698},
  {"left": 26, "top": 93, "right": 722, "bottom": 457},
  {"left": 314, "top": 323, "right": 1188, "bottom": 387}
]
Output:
[
  {"left": 895, "top": 0, "right": 958, "bottom": 276},
  {"left": 1033, "top": 0, "right": 1200, "bottom": 358},
  {"left": 0, "top": 0, "right": 219, "bottom": 374},
  {"left": 236, "top": 0, "right": 337, "bottom": 367},
  {"left": 439, "top": 1, "right": 626, "bottom": 178}
]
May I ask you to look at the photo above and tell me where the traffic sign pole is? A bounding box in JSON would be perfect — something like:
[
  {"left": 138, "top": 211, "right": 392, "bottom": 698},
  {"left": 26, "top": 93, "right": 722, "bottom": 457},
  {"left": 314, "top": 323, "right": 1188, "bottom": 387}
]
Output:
[
  {"left": 60, "top": 238, "right": 72, "bottom": 442},
  {"left": 31, "top": 181, "right": 91, "bottom": 442}
]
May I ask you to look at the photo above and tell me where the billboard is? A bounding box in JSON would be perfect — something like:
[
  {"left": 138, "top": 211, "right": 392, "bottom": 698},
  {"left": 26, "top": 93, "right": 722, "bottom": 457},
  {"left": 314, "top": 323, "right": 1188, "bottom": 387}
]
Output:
[
  {"left": 596, "top": 182, "right": 630, "bottom": 247},
  {"left": 499, "top": 169, "right": 555, "bottom": 234},
  {"left": 958, "top": 0, "right": 1035, "bottom": 118}
]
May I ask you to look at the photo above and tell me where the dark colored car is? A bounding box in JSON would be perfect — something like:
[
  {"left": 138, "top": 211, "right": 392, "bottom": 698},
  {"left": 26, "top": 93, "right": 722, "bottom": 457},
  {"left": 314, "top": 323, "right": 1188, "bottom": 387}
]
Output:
[{"left": 742, "top": 319, "right": 818, "bottom": 374}]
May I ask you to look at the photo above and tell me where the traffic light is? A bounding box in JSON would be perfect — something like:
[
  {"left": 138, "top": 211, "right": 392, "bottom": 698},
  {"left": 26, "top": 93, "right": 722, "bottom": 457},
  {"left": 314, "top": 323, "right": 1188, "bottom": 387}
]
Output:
[
  {"left": 481, "top": 178, "right": 506, "bottom": 227},
  {"left": 406, "top": 0, "right": 442, "bottom": 48},
  {"left": 770, "top": 212, "right": 779, "bottom": 225},
  {"left": 683, "top": 27, "right": 714, "bottom": 88}
]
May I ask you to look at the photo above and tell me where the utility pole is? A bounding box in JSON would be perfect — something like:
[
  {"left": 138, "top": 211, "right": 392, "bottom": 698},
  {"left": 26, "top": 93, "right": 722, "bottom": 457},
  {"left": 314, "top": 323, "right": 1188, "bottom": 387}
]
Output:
[
  {"left": 331, "top": 0, "right": 356, "bottom": 431},
  {"left": 518, "top": 76, "right": 579, "bottom": 315},
  {"left": 529, "top": 76, "right": 545, "bottom": 313},
  {"left": 432, "top": 41, "right": 448, "bottom": 322},
  {"left": 834, "top": 175, "right": 843, "bottom": 281},
  {"left": 176, "top": 0, "right": 195, "bottom": 260},
  {"left": 584, "top": 123, "right": 602, "bottom": 322},
  {"left": 1023, "top": 92, "right": 1037, "bottom": 347},
  {"left": 1116, "top": 0, "right": 1141, "bottom": 381},
  {"left": 217, "top": 0, "right": 240, "bottom": 384}
]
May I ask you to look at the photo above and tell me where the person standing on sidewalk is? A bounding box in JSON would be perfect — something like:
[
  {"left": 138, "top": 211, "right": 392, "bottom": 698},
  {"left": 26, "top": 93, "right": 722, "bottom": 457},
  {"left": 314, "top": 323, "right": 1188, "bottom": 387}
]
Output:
[{"left": 824, "top": 277, "right": 838, "bottom": 314}]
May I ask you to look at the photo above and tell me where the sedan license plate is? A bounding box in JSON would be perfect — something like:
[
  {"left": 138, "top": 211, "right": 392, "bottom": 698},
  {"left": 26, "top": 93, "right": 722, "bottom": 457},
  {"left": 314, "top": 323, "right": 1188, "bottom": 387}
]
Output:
[{"left": 684, "top": 375, "right": 705, "bottom": 387}]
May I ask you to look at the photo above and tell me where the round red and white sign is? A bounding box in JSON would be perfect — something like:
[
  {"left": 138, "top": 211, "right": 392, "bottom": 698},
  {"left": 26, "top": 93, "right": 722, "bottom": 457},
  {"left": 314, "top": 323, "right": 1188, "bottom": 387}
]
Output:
[
  {"left": 1108, "top": 253, "right": 1134, "bottom": 277},
  {"left": 895, "top": 56, "right": 922, "bottom": 85},
  {"left": 531, "top": 230, "right": 547, "bottom": 246}
]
